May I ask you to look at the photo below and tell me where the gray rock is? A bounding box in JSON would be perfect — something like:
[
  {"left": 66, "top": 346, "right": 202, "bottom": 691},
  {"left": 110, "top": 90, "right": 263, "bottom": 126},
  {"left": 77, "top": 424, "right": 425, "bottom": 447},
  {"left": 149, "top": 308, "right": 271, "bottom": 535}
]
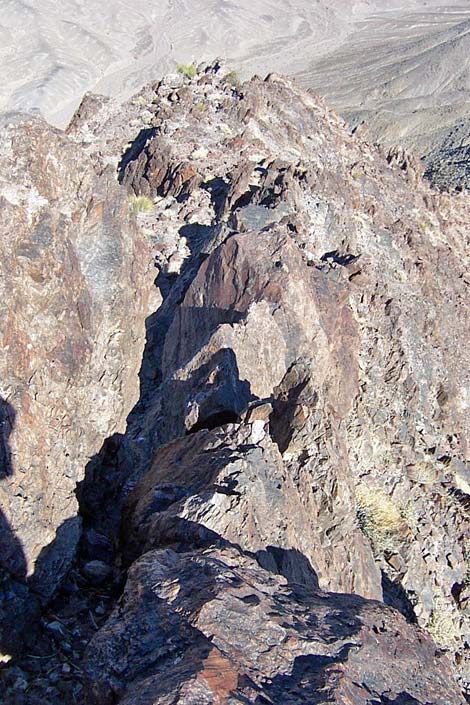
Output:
[
  {"left": 0, "top": 115, "right": 155, "bottom": 655},
  {"left": 84, "top": 547, "right": 465, "bottom": 705},
  {"left": 82, "top": 560, "right": 112, "bottom": 585}
]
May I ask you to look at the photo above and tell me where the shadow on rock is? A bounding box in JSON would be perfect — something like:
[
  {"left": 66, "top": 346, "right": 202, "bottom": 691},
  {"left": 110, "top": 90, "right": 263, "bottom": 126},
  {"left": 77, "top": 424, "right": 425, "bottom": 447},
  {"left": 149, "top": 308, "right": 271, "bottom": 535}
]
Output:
[
  {"left": 0, "top": 397, "right": 31, "bottom": 660},
  {"left": 0, "top": 398, "right": 37, "bottom": 660},
  {"left": 83, "top": 528, "right": 461, "bottom": 705},
  {"left": 256, "top": 546, "right": 320, "bottom": 589},
  {"left": 0, "top": 395, "right": 93, "bottom": 660}
]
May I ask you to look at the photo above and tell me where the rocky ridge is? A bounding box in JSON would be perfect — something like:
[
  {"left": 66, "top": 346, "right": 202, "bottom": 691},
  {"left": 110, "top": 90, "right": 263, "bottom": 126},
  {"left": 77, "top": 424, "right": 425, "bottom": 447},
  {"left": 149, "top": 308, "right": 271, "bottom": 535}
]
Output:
[{"left": 1, "top": 63, "right": 469, "bottom": 703}]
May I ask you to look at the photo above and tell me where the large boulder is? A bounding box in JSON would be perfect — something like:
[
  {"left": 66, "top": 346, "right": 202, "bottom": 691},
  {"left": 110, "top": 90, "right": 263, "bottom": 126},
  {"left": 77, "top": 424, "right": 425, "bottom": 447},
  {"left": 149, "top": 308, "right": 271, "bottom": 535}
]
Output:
[{"left": 84, "top": 545, "right": 465, "bottom": 705}]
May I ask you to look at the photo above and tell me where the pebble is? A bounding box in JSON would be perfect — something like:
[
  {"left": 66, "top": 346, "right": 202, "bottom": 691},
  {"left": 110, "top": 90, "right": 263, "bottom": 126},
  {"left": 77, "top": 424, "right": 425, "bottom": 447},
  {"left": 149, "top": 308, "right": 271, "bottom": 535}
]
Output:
[
  {"left": 46, "top": 621, "right": 65, "bottom": 636},
  {"left": 82, "top": 560, "right": 112, "bottom": 584}
]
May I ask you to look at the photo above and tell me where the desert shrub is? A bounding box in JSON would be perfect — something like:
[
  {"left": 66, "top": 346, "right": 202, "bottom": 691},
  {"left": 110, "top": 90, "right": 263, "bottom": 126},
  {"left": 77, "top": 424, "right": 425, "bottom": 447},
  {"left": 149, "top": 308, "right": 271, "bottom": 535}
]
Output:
[
  {"left": 177, "top": 63, "right": 197, "bottom": 79},
  {"left": 427, "top": 596, "right": 460, "bottom": 648},
  {"left": 464, "top": 545, "right": 470, "bottom": 586},
  {"left": 225, "top": 70, "right": 241, "bottom": 88},
  {"left": 129, "top": 194, "right": 154, "bottom": 216},
  {"left": 356, "top": 483, "right": 404, "bottom": 552},
  {"left": 406, "top": 460, "right": 438, "bottom": 486}
]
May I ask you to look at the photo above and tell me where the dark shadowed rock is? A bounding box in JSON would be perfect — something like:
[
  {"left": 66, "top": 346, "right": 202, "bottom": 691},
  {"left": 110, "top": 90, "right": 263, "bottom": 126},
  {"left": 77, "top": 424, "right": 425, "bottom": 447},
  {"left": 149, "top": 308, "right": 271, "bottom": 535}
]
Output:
[
  {"left": 122, "top": 419, "right": 380, "bottom": 599},
  {"left": 82, "top": 560, "right": 112, "bottom": 585}
]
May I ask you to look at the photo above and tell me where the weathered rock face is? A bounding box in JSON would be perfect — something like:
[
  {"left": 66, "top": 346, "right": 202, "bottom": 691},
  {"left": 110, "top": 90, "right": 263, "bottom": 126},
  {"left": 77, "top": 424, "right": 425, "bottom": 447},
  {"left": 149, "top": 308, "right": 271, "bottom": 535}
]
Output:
[
  {"left": 121, "top": 226, "right": 381, "bottom": 600},
  {"left": 1, "top": 62, "right": 467, "bottom": 702},
  {"left": 67, "top": 63, "right": 470, "bottom": 697},
  {"left": 123, "top": 419, "right": 380, "bottom": 600},
  {"left": 0, "top": 115, "right": 153, "bottom": 656},
  {"left": 85, "top": 546, "right": 464, "bottom": 705}
]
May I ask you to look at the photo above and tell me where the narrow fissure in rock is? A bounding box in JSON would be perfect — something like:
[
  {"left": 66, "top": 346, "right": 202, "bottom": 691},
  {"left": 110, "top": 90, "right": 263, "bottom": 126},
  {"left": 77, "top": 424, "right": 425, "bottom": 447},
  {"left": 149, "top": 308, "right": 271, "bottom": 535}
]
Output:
[{"left": 1, "top": 62, "right": 469, "bottom": 704}]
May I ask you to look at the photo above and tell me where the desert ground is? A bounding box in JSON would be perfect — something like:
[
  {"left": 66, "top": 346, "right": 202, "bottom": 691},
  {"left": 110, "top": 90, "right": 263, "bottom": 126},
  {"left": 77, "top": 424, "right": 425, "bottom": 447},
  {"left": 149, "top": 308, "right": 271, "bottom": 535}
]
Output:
[{"left": 1, "top": 1, "right": 469, "bottom": 130}]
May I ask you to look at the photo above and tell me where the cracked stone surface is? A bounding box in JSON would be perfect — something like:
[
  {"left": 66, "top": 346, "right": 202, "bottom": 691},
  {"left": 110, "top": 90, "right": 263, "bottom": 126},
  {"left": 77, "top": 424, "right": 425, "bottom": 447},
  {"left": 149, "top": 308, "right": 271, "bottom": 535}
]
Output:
[{"left": 1, "top": 63, "right": 469, "bottom": 703}]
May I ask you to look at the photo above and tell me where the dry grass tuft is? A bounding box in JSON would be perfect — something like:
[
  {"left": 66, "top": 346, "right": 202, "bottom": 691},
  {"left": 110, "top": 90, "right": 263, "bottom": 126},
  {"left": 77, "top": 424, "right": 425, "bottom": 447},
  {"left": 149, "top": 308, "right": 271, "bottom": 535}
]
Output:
[
  {"left": 129, "top": 194, "right": 154, "bottom": 216},
  {"left": 427, "top": 596, "right": 460, "bottom": 649},
  {"left": 356, "top": 483, "right": 405, "bottom": 551},
  {"left": 406, "top": 460, "right": 438, "bottom": 486}
]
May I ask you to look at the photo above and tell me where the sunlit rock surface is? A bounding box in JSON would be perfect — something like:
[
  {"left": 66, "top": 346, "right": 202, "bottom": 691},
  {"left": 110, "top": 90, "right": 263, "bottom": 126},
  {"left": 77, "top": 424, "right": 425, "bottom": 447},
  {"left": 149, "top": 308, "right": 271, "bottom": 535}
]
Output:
[{"left": 0, "top": 115, "right": 154, "bottom": 655}]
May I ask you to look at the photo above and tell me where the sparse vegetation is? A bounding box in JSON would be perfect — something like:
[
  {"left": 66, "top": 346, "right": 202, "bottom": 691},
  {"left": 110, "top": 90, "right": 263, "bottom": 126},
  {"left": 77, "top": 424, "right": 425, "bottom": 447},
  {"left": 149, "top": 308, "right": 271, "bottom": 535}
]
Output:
[
  {"left": 356, "top": 483, "right": 405, "bottom": 552},
  {"left": 427, "top": 596, "right": 460, "bottom": 649},
  {"left": 463, "top": 546, "right": 470, "bottom": 587},
  {"left": 132, "top": 96, "right": 147, "bottom": 108},
  {"left": 177, "top": 63, "right": 197, "bottom": 79},
  {"left": 406, "top": 460, "right": 437, "bottom": 486},
  {"left": 225, "top": 70, "right": 241, "bottom": 88},
  {"left": 418, "top": 220, "right": 429, "bottom": 233},
  {"left": 129, "top": 194, "right": 154, "bottom": 216}
]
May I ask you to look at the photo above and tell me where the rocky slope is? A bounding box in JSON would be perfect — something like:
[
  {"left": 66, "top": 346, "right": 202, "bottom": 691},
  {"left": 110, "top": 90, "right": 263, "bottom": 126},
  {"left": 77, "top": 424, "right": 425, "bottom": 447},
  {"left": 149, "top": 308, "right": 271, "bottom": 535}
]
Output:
[
  {"left": 0, "top": 115, "right": 154, "bottom": 659},
  {"left": 1, "top": 64, "right": 469, "bottom": 703},
  {"left": 300, "top": 5, "right": 470, "bottom": 192},
  {"left": 2, "top": 1, "right": 470, "bottom": 190}
]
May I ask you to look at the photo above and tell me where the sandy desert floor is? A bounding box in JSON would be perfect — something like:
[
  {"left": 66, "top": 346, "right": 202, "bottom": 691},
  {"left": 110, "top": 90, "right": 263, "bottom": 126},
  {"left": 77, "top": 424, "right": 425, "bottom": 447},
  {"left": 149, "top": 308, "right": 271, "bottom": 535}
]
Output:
[
  {"left": 0, "top": 0, "right": 353, "bottom": 126},
  {"left": 298, "top": 3, "right": 470, "bottom": 185}
]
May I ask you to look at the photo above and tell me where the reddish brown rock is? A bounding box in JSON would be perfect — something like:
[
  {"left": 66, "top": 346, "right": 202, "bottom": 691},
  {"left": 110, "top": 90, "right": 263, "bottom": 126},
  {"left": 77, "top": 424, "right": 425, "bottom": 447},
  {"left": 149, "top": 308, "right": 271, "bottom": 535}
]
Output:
[
  {"left": 3, "top": 63, "right": 469, "bottom": 701},
  {"left": 67, "top": 64, "right": 470, "bottom": 690},
  {"left": 123, "top": 225, "right": 380, "bottom": 600},
  {"left": 0, "top": 115, "right": 154, "bottom": 656},
  {"left": 84, "top": 546, "right": 465, "bottom": 705}
]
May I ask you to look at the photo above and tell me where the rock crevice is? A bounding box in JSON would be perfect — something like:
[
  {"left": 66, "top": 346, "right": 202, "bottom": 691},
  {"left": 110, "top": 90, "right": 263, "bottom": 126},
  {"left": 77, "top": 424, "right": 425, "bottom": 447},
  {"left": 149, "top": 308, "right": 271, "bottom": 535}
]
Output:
[{"left": 1, "top": 63, "right": 469, "bottom": 703}]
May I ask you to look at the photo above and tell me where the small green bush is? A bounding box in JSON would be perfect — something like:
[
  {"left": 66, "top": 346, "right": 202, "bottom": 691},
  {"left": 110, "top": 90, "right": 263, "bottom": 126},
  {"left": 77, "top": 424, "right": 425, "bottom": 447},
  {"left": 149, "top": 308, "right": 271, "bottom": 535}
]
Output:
[
  {"left": 129, "top": 194, "right": 154, "bottom": 216},
  {"left": 225, "top": 70, "right": 241, "bottom": 88},
  {"left": 177, "top": 63, "right": 197, "bottom": 79}
]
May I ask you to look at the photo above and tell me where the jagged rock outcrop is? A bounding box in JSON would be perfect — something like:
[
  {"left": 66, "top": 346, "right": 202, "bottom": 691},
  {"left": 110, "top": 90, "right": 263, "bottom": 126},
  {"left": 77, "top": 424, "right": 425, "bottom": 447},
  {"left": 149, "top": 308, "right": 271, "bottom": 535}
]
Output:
[
  {"left": 0, "top": 114, "right": 154, "bottom": 657},
  {"left": 122, "top": 418, "right": 380, "bottom": 599},
  {"left": 85, "top": 546, "right": 464, "bottom": 705},
  {"left": 62, "top": 63, "right": 470, "bottom": 699},
  {"left": 1, "top": 62, "right": 469, "bottom": 703},
  {"left": 120, "top": 226, "right": 381, "bottom": 600}
]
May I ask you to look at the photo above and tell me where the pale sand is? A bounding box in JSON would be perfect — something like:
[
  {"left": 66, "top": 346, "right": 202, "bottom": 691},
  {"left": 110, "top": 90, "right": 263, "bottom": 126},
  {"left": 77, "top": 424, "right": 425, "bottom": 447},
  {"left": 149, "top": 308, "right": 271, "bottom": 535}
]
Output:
[
  {"left": 298, "top": 5, "right": 470, "bottom": 155},
  {"left": 0, "top": 1, "right": 466, "bottom": 127},
  {"left": 1, "top": 0, "right": 469, "bottom": 184}
]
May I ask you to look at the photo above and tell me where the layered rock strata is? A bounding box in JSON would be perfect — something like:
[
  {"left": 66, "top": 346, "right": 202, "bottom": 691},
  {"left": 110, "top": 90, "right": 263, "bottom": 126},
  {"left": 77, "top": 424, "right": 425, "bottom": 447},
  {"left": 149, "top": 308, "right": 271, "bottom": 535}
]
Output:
[
  {"left": 62, "top": 63, "right": 470, "bottom": 699},
  {"left": 0, "top": 115, "right": 154, "bottom": 657}
]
